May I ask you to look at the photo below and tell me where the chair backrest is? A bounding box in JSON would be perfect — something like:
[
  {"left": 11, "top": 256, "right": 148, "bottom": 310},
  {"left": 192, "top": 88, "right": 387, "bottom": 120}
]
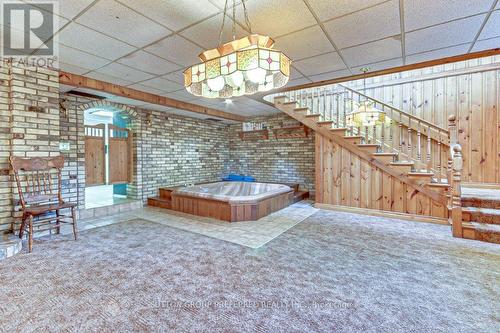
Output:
[{"left": 10, "top": 156, "right": 65, "bottom": 209}]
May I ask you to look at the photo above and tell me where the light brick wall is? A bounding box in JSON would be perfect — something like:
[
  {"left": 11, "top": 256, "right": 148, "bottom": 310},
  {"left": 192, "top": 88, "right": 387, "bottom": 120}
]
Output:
[{"left": 228, "top": 114, "right": 315, "bottom": 192}]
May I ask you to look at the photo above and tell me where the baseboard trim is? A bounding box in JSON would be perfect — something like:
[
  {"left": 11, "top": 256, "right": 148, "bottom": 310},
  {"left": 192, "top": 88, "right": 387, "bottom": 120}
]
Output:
[{"left": 314, "top": 203, "right": 449, "bottom": 225}]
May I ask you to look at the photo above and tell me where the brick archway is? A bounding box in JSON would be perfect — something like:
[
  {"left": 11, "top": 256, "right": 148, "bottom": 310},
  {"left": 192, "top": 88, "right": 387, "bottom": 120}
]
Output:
[{"left": 78, "top": 100, "right": 140, "bottom": 122}]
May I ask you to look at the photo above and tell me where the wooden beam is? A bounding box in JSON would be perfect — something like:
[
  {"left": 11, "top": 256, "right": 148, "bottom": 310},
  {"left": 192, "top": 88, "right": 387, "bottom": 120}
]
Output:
[
  {"left": 270, "top": 48, "right": 500, "bottom": 94},
  {"left": 59, "top": 71, "right": 246, "bottom": 122}
]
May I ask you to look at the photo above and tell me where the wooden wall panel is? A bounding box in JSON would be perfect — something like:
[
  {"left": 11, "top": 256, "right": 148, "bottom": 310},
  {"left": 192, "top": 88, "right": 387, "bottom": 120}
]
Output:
[
  {"left": 315, "top": 134, "right": 448, "bottom": 219},
  {"left": 346, "top": 56, "right": 500, "bottom": 184}
]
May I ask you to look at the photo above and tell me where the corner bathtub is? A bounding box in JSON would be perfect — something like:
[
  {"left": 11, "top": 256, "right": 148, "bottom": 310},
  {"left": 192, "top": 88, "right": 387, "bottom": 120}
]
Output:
[{"left": 171, "top": 181, "right": 294, "bottom": 222}]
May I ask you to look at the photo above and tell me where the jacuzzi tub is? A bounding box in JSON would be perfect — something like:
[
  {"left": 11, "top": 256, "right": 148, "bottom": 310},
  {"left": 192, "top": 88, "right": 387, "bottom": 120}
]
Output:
[
  {"left": 171, "top": 181, "right": 294, "bottom": 222},
  {"left": 173, "top": 181, "right": 293, "bottom": 204}
]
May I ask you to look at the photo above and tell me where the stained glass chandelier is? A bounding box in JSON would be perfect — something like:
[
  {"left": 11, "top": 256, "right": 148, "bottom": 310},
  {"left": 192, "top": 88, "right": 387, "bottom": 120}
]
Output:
[
  {"left": 346, "top": 68, "right": 386, "bottom": 127},
  {"left": 183, "top": 0, "right": 290, "bottom": 99}
]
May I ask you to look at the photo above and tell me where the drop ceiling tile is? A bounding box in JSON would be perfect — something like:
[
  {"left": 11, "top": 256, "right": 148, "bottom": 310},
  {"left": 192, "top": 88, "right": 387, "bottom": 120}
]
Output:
[
  {"left": 274, "top": 25, "right": 334, "bottom": 61},
  {"left": 95, "top": 63, "right": 155, "bottom": 83},
  {"left": 162, "top": 70, "right": 185, "bottom": 84},
  {"left": 58, "top": 44, "right": 111, "bottom": 70},
  {"left": 75, "top": 0, "right": 172, "bottom": 48},
  {"left": 117, "top": 50, "right": 181, "bottom": 75},
  {"left": 341, "top": 37, "right": 402, "bottom": 67},
  {"left": 56, "top": 0, "right": 95, "bottom": 20},
  {"left": 238, "top": 0, "right": 316, "bottom": 37},
  {"left": 479, "top": 10, "right": 500, "bottom": 40},
  {"left": 164, "top": 90, "right": 198, "bottom": 102},
  {"left": 308, "top": 0, "right": 388, "bottom": 21},
  {"left": 324, "top": 0, "right": 400, "bottom": 49},
  {"left": 209, "top": 0, "right": 243, "bottom": 9},
  {"left": 404, "top": 0, "right": 493, "bottom": 31},
  {"left": 180, "top": 13, "right": 248, "bottom": 49},
  {"left": 472, "top": 36, "right": 500, "bottom": 52},
  {"left": 59, "top": 23, "right": 136, "bottom": 60},
  {"left": 286, "top": 77, "right": 312, "bottom": 87},
  {"left": 144, "top": 35, "right": 203, "bottom": 66},
  {"left": 127, "top": 84, "right": 167, "bottom": 95},
  {"left": 350, "top": 57, "right": 403, "bottom": 73},
  {"left": 106, "top": 96, "right": 146, "bottom": 106},
  {"left": 293, "top": 52, "right": 347, "bottom": 76},
  {"left": 406, "top": 15, "right": 485, "bottom": 54},
  {"left": 140, "top": 77, "right": 184, "bottom": 92},
  {"left": 58, "top": 62, "right": 91, "bottom": 75},
  {"left": 85, "top": 71, "right": 135, "bottom": 86},
  {"left": 406, "top": 44, "right": 470, "bottom": 64},
  {"left": 118, "top": 0, "right": 220, "bottom": 31},
  {"left": 308, "top": 69, "right": 352, "bottom": 82},
  {"left": 289, "top": 66, "right": 304, "bottom": 80}
]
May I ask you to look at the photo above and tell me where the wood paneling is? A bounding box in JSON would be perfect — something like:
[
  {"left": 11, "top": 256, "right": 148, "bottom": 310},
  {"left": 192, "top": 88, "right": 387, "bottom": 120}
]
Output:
[
  {"left": 315, "top": 133, "right": 448, "bottom": 219},
  {"left": 346, "top": 56, "right": 500, "bottom": 184},
  {"left": 85, "top": 124, "right": 105, "bottom": 186},
  {"left": 108, "top": 125, "right": 132, "bottom": 184}
]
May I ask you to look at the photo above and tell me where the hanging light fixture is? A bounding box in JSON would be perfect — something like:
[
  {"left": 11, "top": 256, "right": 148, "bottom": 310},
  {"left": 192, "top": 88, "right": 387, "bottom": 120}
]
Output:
[
  {"left": 183, "top": 0, "right": 291, "bottom": 99},
  {"left": 346, "top": 67, "right": 386, "bottom": 127}
]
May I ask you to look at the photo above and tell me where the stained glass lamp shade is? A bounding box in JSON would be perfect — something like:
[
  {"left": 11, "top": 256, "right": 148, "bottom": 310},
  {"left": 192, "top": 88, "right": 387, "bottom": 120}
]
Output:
[
  {"left": 346, "top": 100, "right": 386, "bottom": 127},
  {"left": 184, "top": 34, "right": 290, "bottom": 99}
]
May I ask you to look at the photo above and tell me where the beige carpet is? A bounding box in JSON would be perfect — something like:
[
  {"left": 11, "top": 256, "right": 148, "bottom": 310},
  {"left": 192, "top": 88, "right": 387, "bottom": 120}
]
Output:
[{"left": 1, "top": 210, "right": 499, "bottom": 332}]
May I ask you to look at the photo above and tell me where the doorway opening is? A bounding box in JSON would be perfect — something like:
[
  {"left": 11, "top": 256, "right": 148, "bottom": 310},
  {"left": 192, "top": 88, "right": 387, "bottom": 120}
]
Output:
[{"left": 84, "top": 107, "right": 133, "bottom": 209}]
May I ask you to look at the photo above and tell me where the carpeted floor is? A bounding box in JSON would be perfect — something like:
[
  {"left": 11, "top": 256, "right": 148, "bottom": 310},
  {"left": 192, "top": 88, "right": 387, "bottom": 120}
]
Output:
[{"left": 1, "top": 210, "right": 499, "bottom": 333}]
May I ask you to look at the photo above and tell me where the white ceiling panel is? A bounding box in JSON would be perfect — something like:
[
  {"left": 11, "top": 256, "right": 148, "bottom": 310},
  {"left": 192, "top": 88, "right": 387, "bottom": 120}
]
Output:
[
  {"left": 118, "top": 50, "right": 181, "bottom": 75},
  {"left": 127, "top": 84, "right": 168, "bottom": 95},
  {"left": 406, "top": 44, "right": 470, "bottom": 64},
  {"left": 164, "top": 89, "right": 198, "bottom": 102},
  {"left": 106, "top": 96, "right": 147, "bottom": 106},
  {"left": 85, "top": 71, "right": 135, "bottom": 86},
  {"left": 289, "top": 67, "right": 305, "bottom": 80},
  {"left": 76, "top": 0, "right": 172, "bottom": 48},
  {"left": 58, "top": 62, "right": 92, "bottom": 75},
  {"left": 308, "top": 69, "right": 352, "bottom": 82},
  {"left": 286, "top": 77, "right": 313, "bottom": 87},
  {"left": 293, "top": 52, "right": 347, "bottom": 76},
  {"left": 342, "top": 37, "right": 402, "bottom": 67},
  {"left": 405, "top": 15, "right": 485, "bottom": 55},
  {"left": 58, "top": 23, "right": 136, "bottom": 60},
  {"left": 350, "top": 57, "right": 404, "bottom": 73},
  {"left": 404, "top": 0, "right": 493, "bottom": 31},
  {"left": 162, "top": 70, "right": 185, "bottom": 84},
  {"left": 180, "top": 13, "right": 248, "bottom": 49},
  {"left": 307, "top": 0, "right": 388, "bottom": 22},
  {"left": 479, "top": 10, "right": 500, "bottom": 40},
  {"left": 145, "top": 35, "right": 203, "bottom": 66},
  {"left": 94, "top": 62, "right": 155, "bottom": 83},
  {"left": 472, "top": 36, "right": 500, "bottom": 52},
  {"left": 58, "top": 45, "right": 111, "bottom": 71},
  {"left": 238, "top": 0, "right": 316, "bottom": 37},
  {"left": 274, "top": 25, "right": 334, "bottom": 61},
  {"left": 56, "top": 0, "right": 95, "bottom": 20},
  {"left": 324, "top": 0, "right": 400, "bottom": 49},
  {"left": 140, "top": 77, "right": 184, "bottom": 92},
  {"left": 118, "top": 0, "right": 220, "bottom": 31}
]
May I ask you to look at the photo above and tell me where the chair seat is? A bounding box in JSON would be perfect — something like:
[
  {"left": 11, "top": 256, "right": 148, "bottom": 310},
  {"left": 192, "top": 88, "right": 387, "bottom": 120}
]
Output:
[{"left": 25, "top": 202, "right": 77, "bottom": 215}]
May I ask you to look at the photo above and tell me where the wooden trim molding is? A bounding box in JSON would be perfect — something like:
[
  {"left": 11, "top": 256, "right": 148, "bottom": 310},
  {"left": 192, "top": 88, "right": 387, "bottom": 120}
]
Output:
[
  {"left": 59, "top": 71, "right": 246, "bottom": 122},
  {"left": 315, "top": 203, "right": 449, "bottom": 225}
]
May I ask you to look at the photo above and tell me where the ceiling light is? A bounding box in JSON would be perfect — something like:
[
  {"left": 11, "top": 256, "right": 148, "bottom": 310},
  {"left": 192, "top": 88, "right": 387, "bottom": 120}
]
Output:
[
  {"left": 183, "top": 0, "right": 290, "bottom": 99},
  {"left": 224, "top": 99, "right": 233, "bottom": 104}
]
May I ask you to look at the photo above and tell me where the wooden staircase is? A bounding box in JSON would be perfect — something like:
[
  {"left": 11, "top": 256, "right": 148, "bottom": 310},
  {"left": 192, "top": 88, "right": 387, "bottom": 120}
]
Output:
[
  {"left": 147, "top": 187, "right": 174, "bottom": 209},
  {"left": 273, "top": 95, "right": 447, "bottom": 205},
  {"left": 461, "top": 188, "right": 500, "bottom": 244}
]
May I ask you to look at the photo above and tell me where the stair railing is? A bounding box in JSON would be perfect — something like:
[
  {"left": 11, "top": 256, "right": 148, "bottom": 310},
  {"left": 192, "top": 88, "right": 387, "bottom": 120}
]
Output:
[{"left": 265, "top": 83, "right": 450, "bottom": 181}]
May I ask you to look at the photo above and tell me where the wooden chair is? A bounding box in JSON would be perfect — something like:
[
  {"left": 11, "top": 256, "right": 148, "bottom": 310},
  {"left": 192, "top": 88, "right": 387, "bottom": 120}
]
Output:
[{"left": 10, "top": 156, "right": 77, "bottom": 252}]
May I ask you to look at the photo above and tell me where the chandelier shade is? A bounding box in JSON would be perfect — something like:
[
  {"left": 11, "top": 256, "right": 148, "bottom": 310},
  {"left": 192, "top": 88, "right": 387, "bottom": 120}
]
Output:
[
  {"left": 184, "top": 34, "right": 291, "bottom": 99},
  {"left": 346, "top": 100, "right": 386, "bottom": 127}
]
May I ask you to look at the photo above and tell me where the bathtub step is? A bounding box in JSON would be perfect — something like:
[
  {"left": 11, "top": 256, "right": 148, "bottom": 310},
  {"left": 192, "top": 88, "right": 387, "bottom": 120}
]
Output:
[
  {"left": 147, "top": 197, "right": 172, "bottom": 209},
  {"left": 293, "top": 191, "right": 309, "bottom": 203}
]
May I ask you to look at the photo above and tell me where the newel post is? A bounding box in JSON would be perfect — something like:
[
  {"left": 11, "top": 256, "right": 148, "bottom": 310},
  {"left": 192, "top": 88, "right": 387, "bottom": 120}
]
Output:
[{"left": 451, "top": 145, "right": 463, "bottom": 238}]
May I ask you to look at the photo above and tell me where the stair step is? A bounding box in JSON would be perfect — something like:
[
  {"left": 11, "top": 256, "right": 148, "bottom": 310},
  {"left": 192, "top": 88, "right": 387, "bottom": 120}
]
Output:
[
  {"left": 329, "top": 128, "right": 348, "bottom": 135},
  {"left": 462, "top": 207, "right": 500, "bottom": 225},
  {"left": 372, "top": 152, "right": 398, "bottom": 164},
  {"left": 390, "top": 162, "right": 414, "bottom": 173},
  {"left": 305, "top": 113, "right": 321, "bottom": 121},
  {"left": 1, "top": 234, "right": 22, "bottom": 261},
  {"left": 317, "top": 120, "right": 334, "bottom": 128},
  {"left": 147, "top": 197, "right": 172, "bottom": 209},
  {"left": 407, "top": 172, "right": 434, "bottom": 177},
  {"left": 294, "top": 107, "right": 309, "bottom": 114},
  {"left": 343, "top": 136, "right": 364, "bottom": 144},
  {"left": 357, "top": 144, "right": 379, "bottom": 153},
  {"left": 159, "top": 188, "right": 174, "bottom": 200},
  {"left": 293, "top": 191, "right": 310, "bottom": 203},
  {"left": 462, "top": 222, "right": 500, "bottom": 244}
]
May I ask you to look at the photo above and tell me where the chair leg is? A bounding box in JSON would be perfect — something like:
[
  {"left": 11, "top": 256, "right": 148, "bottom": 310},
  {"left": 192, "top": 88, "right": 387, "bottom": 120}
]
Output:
[
  {"left": 55, "top": 209, "right": 61, "bottom": 234},
  {"left": 71, "top": 207, "right": 78, "bottom": 241},
  {"left": 19, "top": 214, "right": 27, "bottom": 239},
  {"left": 28, "top": 215, "right": 33, "bottom": 253}
]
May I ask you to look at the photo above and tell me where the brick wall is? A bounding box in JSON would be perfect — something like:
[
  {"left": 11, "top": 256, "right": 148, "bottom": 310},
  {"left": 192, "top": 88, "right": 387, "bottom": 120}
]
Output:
[{"left": 228, "top": 114, "right": 315, "bottom": 192}]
